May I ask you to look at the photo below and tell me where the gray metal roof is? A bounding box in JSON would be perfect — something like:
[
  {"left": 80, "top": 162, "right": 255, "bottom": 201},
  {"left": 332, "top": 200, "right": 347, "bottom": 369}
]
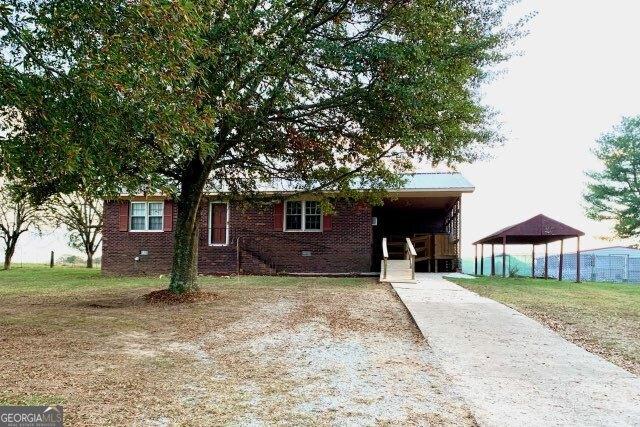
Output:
[
  {"left": 399, "top": 173, "right": 474, "bottom": 191},
  {"left": 231, "top": 172, "right": 474, "bottom": 194}
]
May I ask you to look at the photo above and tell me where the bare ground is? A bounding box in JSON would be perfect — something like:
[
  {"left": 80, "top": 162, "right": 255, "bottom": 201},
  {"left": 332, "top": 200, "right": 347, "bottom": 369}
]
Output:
[{"left": 0, "top": 276, "right": 475, "bottom": 426}]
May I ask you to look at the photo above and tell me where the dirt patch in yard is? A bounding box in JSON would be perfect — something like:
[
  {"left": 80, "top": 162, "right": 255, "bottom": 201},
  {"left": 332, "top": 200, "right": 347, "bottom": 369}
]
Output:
[
  {"left": 0, "top": 276, "right": 475, "bottom": 425},
  {"left": 143, "top": 289, "right": 220, "bottom": 304}
]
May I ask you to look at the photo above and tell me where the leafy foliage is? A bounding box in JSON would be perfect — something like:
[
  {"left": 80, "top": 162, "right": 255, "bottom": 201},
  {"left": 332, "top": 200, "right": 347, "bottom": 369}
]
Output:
[
  {"left": 1, "top": 0, "right": 517, "bottom": 199},
  {"left": 1, "top": 0, "right": 520, "bottom": 290},
  {"left": 584, "top": 116, "right": 640, "bottom": 240}
]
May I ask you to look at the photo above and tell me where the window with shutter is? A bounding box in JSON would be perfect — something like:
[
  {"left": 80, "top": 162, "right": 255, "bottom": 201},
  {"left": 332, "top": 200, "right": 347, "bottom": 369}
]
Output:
[{"left": 284, "top": 201, "right": 322, "bottom": 232}]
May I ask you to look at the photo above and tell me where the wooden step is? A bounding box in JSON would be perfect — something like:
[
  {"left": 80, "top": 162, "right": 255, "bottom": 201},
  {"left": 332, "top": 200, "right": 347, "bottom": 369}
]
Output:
[{"left": 379, "top": 260, "right": 415, "bottom": 283}]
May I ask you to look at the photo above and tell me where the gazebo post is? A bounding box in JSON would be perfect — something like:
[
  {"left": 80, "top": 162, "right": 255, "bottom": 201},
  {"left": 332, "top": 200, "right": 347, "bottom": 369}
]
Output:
[
  {"left": 480, "top": 245, "right": 484, "bottom": 276},
  {"left": 576, "top": 236, "right": 581, "bottom": 283},
  {"left": 491, "top": 244, "right": 495, "bottom": 276},
  {"left": 502, "top": 236, "right": 506, "bottom": 277},
  {"left": 559, "top": 239, "right": 564, "bottom": 281},
  {"left": 474, "top": 244, "right": 478, "bottom": 276},
  {"left": 531, "top": 244, "right": 535, "bottom": 278},
  {"left": 544, "top": 243, "right": 549, "bottom": 279}
]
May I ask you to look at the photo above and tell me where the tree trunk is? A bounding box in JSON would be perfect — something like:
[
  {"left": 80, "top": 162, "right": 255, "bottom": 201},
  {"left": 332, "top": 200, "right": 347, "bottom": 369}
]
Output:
[
  {"left": 86, "top": 252, "right": 93, "bottom": 268},
  {"left": 3, "top": 239, "right": 16, "bottom": 270},
  {"left": 169, "top": 159, "right": 209, "bottom": 294}
]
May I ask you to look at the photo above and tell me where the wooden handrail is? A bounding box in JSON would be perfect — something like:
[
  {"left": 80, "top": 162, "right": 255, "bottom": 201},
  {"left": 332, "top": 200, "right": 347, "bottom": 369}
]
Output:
[
  {"left": 405, "top": 237, "right": 416, "bottom": 280},
  {"left": 405, "top": 237, "right": 417, "bottom": 257},
  {"left": 382, "top": 238, "right": 388, "bottom": 279}
]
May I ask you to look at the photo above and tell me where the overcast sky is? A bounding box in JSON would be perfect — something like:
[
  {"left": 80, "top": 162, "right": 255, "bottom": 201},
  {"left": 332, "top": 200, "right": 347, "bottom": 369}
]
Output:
[
  {"left": 451, "top": 0, "right": 640, "bottom": 257},
  {"left": 13, "top": 0, "right": 640, "bottom": 263}
]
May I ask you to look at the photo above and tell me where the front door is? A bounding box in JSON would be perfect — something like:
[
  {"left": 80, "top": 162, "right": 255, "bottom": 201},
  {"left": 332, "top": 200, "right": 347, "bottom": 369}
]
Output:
[{"left": 211, "top": 203, "right": 228, "bottom": 245}]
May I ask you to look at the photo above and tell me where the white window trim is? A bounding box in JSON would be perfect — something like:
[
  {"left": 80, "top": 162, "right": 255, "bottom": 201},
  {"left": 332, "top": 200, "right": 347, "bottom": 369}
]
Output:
[
  {"left": 284, "top": 200, "right": 323, "bottom": 232},
  {"left": 208, "top": 201, "right": 230, "bottom": 246},
  {"left": 129, "top": 201, "right": 164, "bottom": 232}
]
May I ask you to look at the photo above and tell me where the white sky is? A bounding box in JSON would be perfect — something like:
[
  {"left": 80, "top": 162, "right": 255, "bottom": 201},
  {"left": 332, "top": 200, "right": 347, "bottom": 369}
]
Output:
[
  {"left": 11, "top": 0, "right": 640, "bottom": 263},
  {"left": 452, "top": 0, "right": 640, "bottom": 257}
]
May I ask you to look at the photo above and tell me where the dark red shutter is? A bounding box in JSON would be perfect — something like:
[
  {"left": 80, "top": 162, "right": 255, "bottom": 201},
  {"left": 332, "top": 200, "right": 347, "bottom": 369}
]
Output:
[
  {"left": 274, "top": 202, "right": 284, "bottom": 231},
  {"left": 163, "top": 200, "right": 173, "bottom": 232},
  {"left": 323, "top": 214, "right": 332, "bottom": 231},
  {"left": 118, "top": 201, "right": 129, "bottom": 231}
]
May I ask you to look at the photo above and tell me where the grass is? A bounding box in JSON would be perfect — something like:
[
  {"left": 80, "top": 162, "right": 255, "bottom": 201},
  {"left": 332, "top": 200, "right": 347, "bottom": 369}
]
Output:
[
  {"left": 448, "top": 276, "right": 640, "bottom": 375},
  {"left": 0, "top": 265, "right": 366, "bottom": 295},
  {"left": 0, "top": 266, "right": 472, "bottom": 425}
]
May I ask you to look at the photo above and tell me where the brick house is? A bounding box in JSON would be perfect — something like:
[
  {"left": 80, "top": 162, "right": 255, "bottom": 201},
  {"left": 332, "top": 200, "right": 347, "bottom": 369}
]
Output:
[{"left": 101, "top": 173, "right": 473, "bottom": 276}]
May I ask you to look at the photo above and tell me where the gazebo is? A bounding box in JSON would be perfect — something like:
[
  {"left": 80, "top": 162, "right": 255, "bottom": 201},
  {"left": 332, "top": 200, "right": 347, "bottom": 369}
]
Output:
[{"left": 473, "top": 214, "right": 585, "bottom": 282}]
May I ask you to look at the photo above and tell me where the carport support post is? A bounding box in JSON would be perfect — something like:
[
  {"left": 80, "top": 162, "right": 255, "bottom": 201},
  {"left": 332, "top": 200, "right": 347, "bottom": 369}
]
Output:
[
  {"left": 544, "top": 244, "right": 549, "bottom": 279},
  {"left": 559, "top": 239, "right": 564, "bottom": 281},
  {"left": 502, "top": 237, "right": 506, "bottom": 277},
  {"left": 531, "top": 244, "right": 535, "bottom": 278},
  {"left": 480, "top": 245, "right": 484, "bottom": 276},
  {"left": 474, "top": 244, "right": 478, "bottom": 276},
  {"left": 576, "top": 236, "right": 581, "bottom": 283},
  {"left": 491, "top": 244, "right": 496, "bottom": 276}
]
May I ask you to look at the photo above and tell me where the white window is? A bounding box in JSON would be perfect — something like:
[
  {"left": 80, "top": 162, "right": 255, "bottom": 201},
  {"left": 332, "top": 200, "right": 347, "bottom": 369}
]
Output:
[
  {"left": 130, "top": 201, "right": 164, "bottom": 231},
  {"left": 285, "top": 201, "right": 322, "bottom": 231}
]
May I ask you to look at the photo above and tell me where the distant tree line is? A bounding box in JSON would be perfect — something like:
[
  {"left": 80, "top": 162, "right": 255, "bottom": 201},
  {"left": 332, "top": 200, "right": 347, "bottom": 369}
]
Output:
[{"left": 0, "top": 183, "right": 103, "bottom": 269}]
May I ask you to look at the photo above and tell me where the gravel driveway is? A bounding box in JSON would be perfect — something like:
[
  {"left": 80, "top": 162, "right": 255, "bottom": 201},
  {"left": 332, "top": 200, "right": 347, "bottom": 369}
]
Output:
[{"left": 1, "top": 276, "right": 476, "bottom": 425}]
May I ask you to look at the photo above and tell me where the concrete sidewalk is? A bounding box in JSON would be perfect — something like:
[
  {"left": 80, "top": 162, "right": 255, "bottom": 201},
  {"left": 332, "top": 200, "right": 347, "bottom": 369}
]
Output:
[{"left": 392, "top": 274, "right": 640, "bottom": 426}]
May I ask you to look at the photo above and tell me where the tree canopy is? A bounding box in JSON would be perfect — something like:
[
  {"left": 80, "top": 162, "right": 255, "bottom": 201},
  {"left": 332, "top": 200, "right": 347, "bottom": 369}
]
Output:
[
  {"left": 1, "top": 0, "right": 519, "bottom": 292},
  {"left": 585, "top": 116, "right": 640, "bottom": 240}
]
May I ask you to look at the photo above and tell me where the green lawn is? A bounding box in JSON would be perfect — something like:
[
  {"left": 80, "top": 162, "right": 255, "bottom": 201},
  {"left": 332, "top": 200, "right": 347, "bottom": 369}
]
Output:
[
  {"left": 448, "top": 276, "right": 640, "bottom": 375},
  {"left": 0, "top": 265, "right": 366, "bottom": 295}
]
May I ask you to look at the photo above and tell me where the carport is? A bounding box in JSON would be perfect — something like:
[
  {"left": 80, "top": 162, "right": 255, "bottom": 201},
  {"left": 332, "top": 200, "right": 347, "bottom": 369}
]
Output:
[{"left": 473, "top": 214, "right": 585, "bottom": 282}]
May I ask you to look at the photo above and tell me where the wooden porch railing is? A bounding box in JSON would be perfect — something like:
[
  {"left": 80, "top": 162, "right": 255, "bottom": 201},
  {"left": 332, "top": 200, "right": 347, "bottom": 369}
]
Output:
[
  {"left": 382, "top": 237, "right": 389, "bottom": 280},
  {"left": 405, "top": 237, "right": 417, "bottom": 280}
]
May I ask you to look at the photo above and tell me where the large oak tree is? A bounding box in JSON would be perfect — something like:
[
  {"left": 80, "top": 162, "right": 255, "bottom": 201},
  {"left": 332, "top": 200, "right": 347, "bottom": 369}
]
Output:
[{"left": 1, "top": 0, "right": 518, "bottom": 292}]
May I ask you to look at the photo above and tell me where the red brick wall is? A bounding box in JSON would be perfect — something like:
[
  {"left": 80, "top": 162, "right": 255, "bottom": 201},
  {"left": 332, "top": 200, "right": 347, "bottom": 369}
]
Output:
[{"left": 102, "top": 198, "right": 373, "bottom": 276}]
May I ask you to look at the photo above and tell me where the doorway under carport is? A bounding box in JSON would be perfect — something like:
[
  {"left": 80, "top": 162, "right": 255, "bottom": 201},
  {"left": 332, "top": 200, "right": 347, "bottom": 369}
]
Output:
[{"left": 372, "top": 196, "right": 461, "bottom": 273}]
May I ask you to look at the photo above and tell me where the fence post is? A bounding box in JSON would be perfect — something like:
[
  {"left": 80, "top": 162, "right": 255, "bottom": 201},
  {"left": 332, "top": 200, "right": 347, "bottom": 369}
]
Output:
[{"left": 624, "top": 254, "right": 629, "bottom": 282}]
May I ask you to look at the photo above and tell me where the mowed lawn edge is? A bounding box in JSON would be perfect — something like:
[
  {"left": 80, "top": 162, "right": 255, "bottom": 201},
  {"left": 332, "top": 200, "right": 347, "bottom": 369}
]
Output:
[
  {"left": 448, "top": 276, "right": 640, "bottom": 376},
  {"left": 0, "top": 265, "right": 368, "bottom": 295}
]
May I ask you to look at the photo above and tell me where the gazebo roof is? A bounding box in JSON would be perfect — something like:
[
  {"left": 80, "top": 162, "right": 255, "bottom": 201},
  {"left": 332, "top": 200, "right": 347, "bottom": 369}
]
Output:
[{"left": 474, "top": 214, "right": 584, "bottom": 245}]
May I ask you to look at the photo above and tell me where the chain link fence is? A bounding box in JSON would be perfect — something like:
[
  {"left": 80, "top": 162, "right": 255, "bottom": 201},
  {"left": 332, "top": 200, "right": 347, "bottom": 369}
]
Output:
[{"left": 462, "top": 253, "right": 640, "bottom": 284}]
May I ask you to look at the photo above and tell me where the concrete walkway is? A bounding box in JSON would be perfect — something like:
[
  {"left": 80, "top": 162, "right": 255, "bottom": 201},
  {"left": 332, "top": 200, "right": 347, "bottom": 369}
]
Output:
[{"left": 392, "top": 274, "right": 640, "bottom": 426}]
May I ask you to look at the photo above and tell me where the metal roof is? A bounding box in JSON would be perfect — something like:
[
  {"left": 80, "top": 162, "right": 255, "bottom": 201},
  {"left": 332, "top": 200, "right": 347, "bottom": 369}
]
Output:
[
  {"left": 398, "top": 173, "right": 474, "bottom": 191},
  {"left": 205, "top": 172, "right": 474, "bottom": 194},
  {"left": 474, "top": 214, "right": 585, "bottom": 245}
]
